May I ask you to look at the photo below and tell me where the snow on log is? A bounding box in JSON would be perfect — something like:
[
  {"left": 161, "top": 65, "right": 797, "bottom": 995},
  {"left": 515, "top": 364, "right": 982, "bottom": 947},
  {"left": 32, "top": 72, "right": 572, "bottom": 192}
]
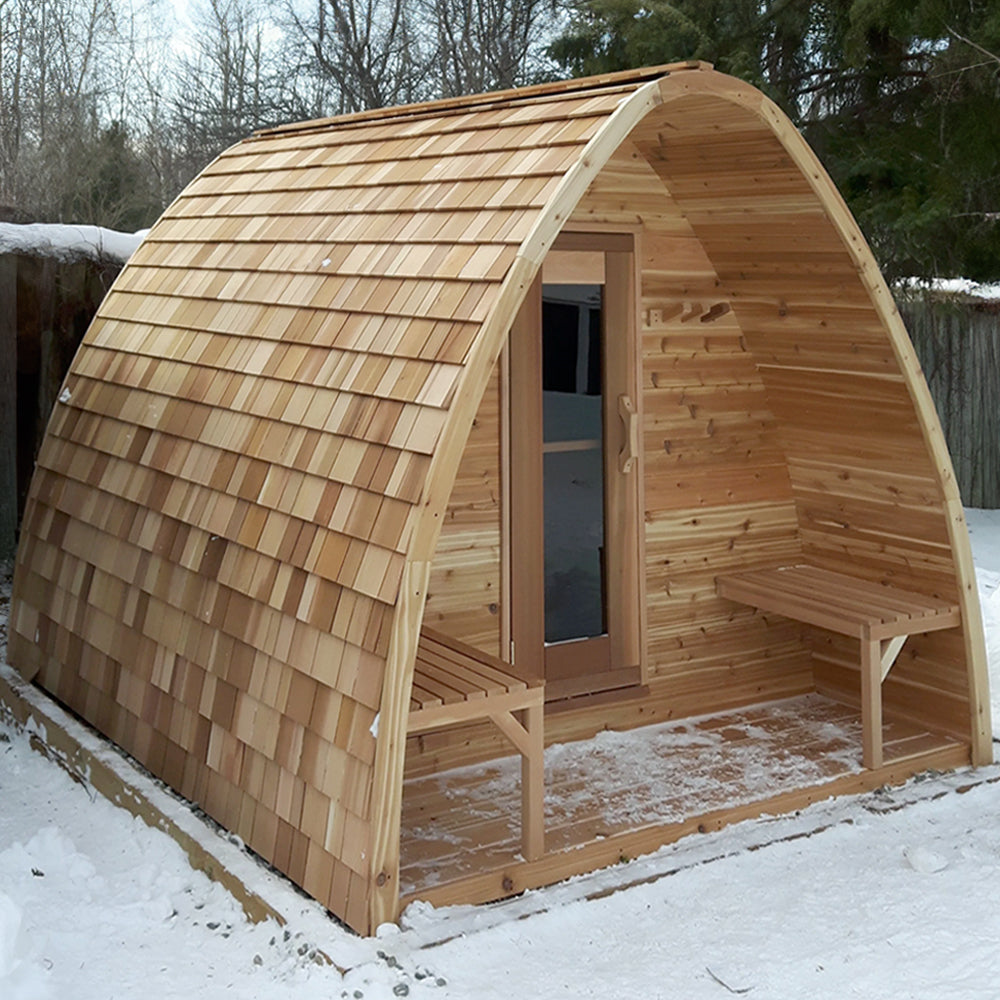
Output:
[{"left": 0, "top": 222, "right": 146, "bottom": 265}]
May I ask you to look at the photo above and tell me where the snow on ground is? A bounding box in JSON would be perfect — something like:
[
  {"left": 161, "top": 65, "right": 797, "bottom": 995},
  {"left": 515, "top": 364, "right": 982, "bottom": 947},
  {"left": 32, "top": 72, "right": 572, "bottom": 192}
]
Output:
[
  {"left": 2, "top": 513, "right": 1000, "bottom": 999},
  {"left": 897, "top": 276, "right": 1000, "bottom": 301},
  {"left": 965, "top": 508, "right": 1000, "bottom": 738},
  {"left": 0, "top": 223, "right": 146, "bottom": 264}
]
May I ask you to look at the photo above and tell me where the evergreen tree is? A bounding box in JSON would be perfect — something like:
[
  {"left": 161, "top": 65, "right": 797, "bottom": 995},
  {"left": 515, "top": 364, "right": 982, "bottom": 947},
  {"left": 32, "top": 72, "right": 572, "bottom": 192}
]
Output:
[
  {"left": 63, "top": 121, "right": 161, "bottom": 232},
  {"left": 550, "top": 0, "right": 1000, "bottom": 281}
]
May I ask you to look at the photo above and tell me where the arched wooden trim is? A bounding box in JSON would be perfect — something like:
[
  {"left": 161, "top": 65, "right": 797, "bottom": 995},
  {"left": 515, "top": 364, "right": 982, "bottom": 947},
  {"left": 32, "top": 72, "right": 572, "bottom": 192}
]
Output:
[
  {"left": 653, "top": 70, "right": 992, "bottom": 765},
  {"left": 366, "top": 78, "right": 665, "bottom": 929},
  {"left": 368, "top": 68, "right": 992, "bottom": 928}
]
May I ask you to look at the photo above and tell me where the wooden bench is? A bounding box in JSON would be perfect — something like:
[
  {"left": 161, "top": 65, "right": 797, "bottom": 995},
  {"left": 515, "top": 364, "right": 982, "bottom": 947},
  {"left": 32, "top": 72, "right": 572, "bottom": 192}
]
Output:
[
  {"left": 408, "top": 627, "right": 545, "bottom": 859},
  {"left": 716, "top": 564, "right": 962, "bottom": 770}
]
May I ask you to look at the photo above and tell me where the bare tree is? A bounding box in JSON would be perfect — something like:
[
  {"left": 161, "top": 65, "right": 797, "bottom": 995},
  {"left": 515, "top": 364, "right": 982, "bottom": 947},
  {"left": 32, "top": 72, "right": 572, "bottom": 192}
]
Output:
[
  {"left": 289, "top": 0, "right": 429, "bottom": 114},
  {"left": 427, "top": 0, "right": 563, "bottom": 97},
  {"left": 0, "top": 0, "right": 569, "bottom": 228},
  {"left": 0, "top": 0, "right": 28, "bottom": 213},
  {"left": 171, "top": 0, "right": 311, "bottom": 174},
  {"left": 0, "top": 0, "right": 142, "bottom": 222}
]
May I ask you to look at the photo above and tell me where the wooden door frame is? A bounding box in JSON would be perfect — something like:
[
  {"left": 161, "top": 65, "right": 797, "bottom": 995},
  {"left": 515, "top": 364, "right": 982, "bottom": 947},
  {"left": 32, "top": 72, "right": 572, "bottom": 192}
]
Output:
[
  {"left": 508, "top": 271, "right": 545, "bottom": 680},
  {"left": 506, "top": 229, "right": 647, "bottom": 698}
]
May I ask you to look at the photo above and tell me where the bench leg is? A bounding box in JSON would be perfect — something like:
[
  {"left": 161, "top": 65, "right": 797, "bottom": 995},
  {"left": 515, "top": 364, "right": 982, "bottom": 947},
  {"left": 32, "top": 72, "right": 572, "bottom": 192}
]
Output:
[
  {"left": 489, "top": 705, "right": 546, "bottom": 861},
  {"left": 521, "top": 703, "right": 545, "bottom": 861},
  {"left": 861, "top": 638, "right": 883, "bottom": 769}
]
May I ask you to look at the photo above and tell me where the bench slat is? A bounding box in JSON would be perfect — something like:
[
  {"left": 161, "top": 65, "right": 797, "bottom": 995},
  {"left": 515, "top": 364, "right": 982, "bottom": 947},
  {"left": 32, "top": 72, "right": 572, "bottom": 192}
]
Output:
[
  {"left": 420, "top": 626, "right": 540, "bottom": 687},
  {"left": 718, "top": 572, "right": 877, "bottom": 638},
  {"left": 776, "top": 565, "right": 957, "bottom": 623},
  {"left": 408, "top": 671, "right": 469, "bottom": 711},
  {"left": 717, "top": 564, "right": 959, "bottom": 639},
  {"left": 417, "top": 641, "right": 528, "bottom": 697},
  {"left": 409, "top": 679, "right": 445, "bottom": 712},
  {"left": 413, "top": 654, "right": 494, "bottom": 705},
  {"left": 786, "top": 571, "right": 923, "bottom": 623},
  {"left": 409, "top": 627, "right": 543, "bottom": 718}
]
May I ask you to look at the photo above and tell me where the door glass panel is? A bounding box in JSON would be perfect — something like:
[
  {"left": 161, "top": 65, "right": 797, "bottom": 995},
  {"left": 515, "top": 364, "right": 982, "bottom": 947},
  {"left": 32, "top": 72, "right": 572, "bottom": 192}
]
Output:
[{"left": 541, "top": 283, "right": 606, "bottom": 644}]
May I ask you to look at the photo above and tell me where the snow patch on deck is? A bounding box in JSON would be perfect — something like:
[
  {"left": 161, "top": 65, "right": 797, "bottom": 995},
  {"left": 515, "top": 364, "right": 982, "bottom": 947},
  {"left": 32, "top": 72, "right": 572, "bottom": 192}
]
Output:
[{"left": 403, "top": 693, "right": 866, "bottom": 884}]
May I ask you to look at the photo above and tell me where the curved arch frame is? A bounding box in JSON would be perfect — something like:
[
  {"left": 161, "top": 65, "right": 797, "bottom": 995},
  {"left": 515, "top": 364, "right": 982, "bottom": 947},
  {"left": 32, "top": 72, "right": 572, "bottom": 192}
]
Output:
[{"left": 367, "top": 69, "right": 992, "bottom": 928}]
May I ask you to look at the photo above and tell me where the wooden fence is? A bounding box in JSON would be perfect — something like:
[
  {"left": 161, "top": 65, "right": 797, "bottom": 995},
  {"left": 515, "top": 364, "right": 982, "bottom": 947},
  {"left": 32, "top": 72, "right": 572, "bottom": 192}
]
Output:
[
  {"left": 1, "top": 252, "right": 123, "bottom": 558},
  {"left": 900, "top": 295, "right": 1000, "bottom": 510}
]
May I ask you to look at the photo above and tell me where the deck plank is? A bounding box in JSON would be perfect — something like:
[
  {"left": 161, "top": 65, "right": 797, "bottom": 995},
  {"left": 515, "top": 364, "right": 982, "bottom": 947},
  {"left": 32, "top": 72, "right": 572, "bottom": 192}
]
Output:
[{"left": 399, "top": 693, "right": 966, "bottom": 899}]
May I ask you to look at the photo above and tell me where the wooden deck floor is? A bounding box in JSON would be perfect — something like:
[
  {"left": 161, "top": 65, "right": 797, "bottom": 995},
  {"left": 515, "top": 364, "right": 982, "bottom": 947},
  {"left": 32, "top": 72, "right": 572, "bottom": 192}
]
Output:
[{"left": 399, "top": 693, "right": 968, "bottom": 909}]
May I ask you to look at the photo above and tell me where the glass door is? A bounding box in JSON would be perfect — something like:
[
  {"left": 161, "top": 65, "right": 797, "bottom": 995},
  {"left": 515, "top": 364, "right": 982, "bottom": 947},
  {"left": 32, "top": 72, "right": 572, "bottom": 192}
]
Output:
[
  {"left": 509, "top": 233, "right": 644, "bottom": 702},
  {"left": 542, "top": 283, "right": 607, "bottom": 647}
]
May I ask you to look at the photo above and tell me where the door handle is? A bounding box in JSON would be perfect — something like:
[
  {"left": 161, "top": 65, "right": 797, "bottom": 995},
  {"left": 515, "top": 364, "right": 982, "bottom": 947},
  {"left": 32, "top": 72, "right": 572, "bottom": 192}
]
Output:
[{"left": 618, "top": 394, "right": 638, "bottom": 473}]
